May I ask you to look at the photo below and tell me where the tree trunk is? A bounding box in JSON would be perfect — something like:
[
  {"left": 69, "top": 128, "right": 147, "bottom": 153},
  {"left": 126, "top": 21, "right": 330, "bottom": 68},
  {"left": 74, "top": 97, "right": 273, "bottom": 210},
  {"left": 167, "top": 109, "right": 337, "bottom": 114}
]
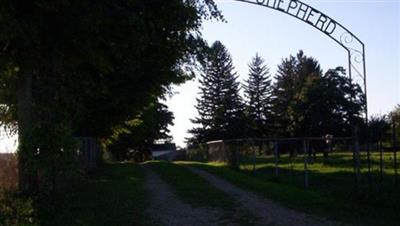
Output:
[{"left": 17, "top": 73, "right": 36, "bottom": 193}]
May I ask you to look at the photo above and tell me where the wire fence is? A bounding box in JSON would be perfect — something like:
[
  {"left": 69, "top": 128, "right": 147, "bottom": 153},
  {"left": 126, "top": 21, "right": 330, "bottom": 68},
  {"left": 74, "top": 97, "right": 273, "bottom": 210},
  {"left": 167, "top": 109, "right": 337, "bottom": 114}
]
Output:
[{"left": 186, "top": 133, "right": 399, "bottom": 196}]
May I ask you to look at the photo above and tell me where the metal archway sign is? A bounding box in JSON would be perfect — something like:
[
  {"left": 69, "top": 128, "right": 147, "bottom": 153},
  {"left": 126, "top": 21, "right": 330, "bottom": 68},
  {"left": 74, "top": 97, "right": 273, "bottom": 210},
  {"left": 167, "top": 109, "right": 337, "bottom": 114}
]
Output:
[{"left": 233, "top": 0, "right": 367, "bottom": 119}]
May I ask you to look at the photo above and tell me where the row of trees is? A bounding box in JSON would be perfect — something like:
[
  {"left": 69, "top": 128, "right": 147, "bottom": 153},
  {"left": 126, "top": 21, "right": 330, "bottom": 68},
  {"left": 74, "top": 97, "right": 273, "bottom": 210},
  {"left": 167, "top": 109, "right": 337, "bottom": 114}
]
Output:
[
  {"left": 0, "top": 0, "right": 222, "bottom": 194},
  {"left": 188, "top": 41, "right": 366, "bottom": 145}
]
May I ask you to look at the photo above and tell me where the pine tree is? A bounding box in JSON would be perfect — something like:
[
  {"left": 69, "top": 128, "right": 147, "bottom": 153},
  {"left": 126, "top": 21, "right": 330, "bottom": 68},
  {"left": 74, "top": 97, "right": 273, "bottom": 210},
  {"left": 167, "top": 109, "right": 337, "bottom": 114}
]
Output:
[
  {"left": 243, "top": 54, "right": 273, "bottom": 138},
  {"left": 188, "top": 41, "right": 245, "bottom": 145}
]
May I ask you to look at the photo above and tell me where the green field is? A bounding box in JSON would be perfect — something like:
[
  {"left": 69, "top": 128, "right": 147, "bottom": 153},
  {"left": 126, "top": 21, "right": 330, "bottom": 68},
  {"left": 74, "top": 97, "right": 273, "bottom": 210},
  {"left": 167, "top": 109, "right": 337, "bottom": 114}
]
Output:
[{"left": 180, "top": 151, "right": 400, "bottom": 226}]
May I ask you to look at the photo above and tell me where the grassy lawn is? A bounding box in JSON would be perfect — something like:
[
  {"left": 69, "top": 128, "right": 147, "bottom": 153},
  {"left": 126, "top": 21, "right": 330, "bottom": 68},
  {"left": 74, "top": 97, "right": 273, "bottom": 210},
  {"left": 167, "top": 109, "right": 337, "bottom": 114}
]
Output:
[
  {"left": 146, "top": 161, "right": 257, "bottom": 225},
  {"left": 38, "top": 162, "right": 146, "bottom": 226},
  {"left": 237, "top": 152, "right": 398, "bottom": 196},
  {"left": 181, "top": 152, "right": 400, "bottom": 226}
]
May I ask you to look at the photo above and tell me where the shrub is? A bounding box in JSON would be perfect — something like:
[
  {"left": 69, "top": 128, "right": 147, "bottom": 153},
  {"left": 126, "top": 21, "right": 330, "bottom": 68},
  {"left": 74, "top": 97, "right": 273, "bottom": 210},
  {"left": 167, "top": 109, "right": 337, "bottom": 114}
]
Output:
[{"left": 0, "top": 190, "right": 38, "bottom": 226}]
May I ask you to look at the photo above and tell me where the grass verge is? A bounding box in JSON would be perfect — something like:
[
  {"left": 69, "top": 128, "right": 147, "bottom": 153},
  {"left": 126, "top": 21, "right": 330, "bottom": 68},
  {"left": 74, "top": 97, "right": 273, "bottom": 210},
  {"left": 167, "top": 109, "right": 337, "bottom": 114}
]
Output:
[{"left": 38, "top": 162, "right": 146, "bottom": 226}]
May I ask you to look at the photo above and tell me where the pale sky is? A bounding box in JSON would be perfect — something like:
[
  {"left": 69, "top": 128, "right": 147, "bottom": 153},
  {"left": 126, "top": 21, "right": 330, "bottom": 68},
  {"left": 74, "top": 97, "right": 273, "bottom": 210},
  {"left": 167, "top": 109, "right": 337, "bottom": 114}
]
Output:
[
  {"left": 166, "top": 0, "right": 400, "bottom": 147},
  {"left": 1, "top": 0, "right": 399, "bottom": 152},
  {"left": 0, "top": 128, "right": 18, "bottom": 153}
]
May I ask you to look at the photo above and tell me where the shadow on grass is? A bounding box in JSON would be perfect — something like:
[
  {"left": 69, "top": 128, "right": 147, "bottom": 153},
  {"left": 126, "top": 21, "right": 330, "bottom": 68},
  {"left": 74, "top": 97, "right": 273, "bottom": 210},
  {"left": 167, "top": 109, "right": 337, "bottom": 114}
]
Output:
[
  {"left": 38, "top": 162, "right": 146, "bottom": 226},
  {"left": 146, "top": 161, "right": 233, "bottom": 208}
]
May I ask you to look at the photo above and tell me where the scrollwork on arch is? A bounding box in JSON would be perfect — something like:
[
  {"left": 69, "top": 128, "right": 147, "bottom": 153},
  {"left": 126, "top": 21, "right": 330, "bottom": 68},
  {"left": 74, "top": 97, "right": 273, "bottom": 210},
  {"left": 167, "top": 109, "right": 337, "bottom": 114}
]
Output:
[{"left": 234, "top": 0, "right": 367, "bottom": 118}]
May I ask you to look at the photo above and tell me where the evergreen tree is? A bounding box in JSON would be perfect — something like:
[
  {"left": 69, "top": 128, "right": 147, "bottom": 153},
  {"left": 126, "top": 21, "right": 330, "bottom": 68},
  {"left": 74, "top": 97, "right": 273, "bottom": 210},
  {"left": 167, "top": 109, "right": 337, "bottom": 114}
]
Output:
[
  {"left": 243, "top": 54, "right": 273, "bottom": 138},
  {"left": 188, "top": 41, "right": 245, "bottom": 144}
]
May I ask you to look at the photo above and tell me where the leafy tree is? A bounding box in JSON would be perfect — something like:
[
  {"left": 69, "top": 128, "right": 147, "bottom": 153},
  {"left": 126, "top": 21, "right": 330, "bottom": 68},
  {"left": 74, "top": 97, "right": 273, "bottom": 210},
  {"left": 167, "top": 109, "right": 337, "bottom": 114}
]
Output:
[
  {"left": 243, "top": 53, "right": 273, "bottom": 138},
  {"left": 0, "top": 0, "right": 222, "bottom": 193},
  {"left": 272, "top": 51, "right": 365, "bottom": 138},
  {"left": 319, "top": 67, "right": 365, "bottom": 136},
  {"left": 107, "top": 101, "right": 174, "bottom": 161},
  {"left": 188, "top": 41, "right": 245, "bottom": 145}
]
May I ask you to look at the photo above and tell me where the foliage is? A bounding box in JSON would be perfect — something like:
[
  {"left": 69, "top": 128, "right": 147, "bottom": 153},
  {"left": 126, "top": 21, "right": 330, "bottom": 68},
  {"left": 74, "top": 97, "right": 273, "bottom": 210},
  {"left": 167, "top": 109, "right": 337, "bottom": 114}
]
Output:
[
  {"left": 106, "top": 102, "right": 174, "bottom": 161},
  {"left": 389, "top": 104, "right": 400, "bottom": 145},
  {"left": 0, "top": 0, "right": 222, "bottom": 193},
  {"left": 272, "top": 50, "right": 365, "bottom": 137},
  {"left": 389, "top": 104, "right": 400, "bottom": 122},
  {"left": 189, "top": 41, "right": 246, "bottom": 145},
  {"left": 189, "top": 49, "right": 366, "bottom": 146},
  {"left": 0, "top": 190, "right": 38, "bottom": 226},
  {"left": 0, "top": 0, "right": 223, "bottom": 136},
  {"left": 243, "top": 53, "right": 273, "bottom": 138},
  {"left": 367, "top": 115, "right": 390, "bottom": 143}
]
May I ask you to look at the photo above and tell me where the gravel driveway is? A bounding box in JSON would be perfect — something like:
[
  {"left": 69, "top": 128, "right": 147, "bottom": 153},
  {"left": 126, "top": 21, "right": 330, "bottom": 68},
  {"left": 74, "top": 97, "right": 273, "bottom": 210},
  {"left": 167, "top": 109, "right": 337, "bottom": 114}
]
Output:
[
  {"left": 188, "top": 166, "right": 349, "bottom": 226},
  {"left": 143, "top": 165, "right": 239, "bottom": 226}
]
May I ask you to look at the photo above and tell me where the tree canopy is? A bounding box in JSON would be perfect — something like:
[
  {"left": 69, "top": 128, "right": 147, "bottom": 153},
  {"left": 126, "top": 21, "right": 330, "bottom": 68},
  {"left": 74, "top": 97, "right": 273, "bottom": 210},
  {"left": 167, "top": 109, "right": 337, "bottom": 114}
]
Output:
[
  {"left": 0, "top": 0, "right": 222, "bottom": 137},
  {"left": 0, "top": 0, "right": 222, "bottom": 193},
  {"left": 273, "top": 51, "right": 365, "bottom": 137},
  {"left": 106, "top": 101, "right": 174, "bottom": 161},
  {"left": 188, "top": 49, "right": 366, "bottom": 145}
]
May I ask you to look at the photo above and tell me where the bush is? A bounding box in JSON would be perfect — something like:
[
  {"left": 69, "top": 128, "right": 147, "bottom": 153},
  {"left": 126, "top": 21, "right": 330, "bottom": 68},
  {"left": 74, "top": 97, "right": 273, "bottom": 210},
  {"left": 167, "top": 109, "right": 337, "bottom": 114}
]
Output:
[{"left": 0, "top": 190, "right": 38, "bottom": 226}]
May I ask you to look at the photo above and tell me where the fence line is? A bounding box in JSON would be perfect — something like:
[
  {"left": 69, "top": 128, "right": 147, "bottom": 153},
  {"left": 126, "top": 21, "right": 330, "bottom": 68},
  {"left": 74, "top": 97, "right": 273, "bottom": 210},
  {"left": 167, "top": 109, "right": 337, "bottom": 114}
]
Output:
[{"left": 186, "top": 131, "right": 399, "bottom": 193}]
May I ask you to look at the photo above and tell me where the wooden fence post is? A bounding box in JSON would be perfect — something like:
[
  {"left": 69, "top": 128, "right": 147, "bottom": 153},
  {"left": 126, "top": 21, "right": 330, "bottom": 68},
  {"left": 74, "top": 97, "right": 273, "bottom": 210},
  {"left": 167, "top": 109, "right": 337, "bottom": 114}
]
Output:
[
  {"left": 379, "top": 141, "right": 384, "bottom": 182},
  {"left": 303, "top": 140, "right": 309, "bottom": 188},
  {"left": 354, "top": 126, "right": 361, "bottom": 188},
  {"left": 393, "top": 119, "right": 398, "bottom": 185},
  {"left": 274, "top": 141, "right": 279, "bottom": 178},
  {"left": 234, "top": 141, "right": 240, "bottom": 169},
  {"left": 367, "top": 143, "right": 372, "bottom": 186},
  {"left": 251, "top": 140, "right": 256, "bottom": 172}
]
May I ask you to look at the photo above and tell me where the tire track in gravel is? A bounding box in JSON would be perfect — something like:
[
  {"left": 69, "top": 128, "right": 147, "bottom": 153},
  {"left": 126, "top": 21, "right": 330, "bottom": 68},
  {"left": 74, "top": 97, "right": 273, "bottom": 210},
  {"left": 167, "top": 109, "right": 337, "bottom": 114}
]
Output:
[
  {"left": 187, "top": 166, "right": 350, "bottom": 226},
  {"left": 143, "top": 164, "right": 243, "bottom": 226}
]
